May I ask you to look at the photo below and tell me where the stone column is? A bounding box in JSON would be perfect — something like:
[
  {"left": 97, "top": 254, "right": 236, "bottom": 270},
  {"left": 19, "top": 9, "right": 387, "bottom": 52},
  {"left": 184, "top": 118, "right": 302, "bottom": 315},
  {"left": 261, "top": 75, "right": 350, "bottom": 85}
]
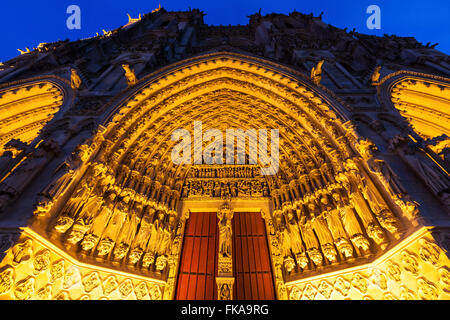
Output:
[{"left": 164, "top": 211, "right": 188, "bottom": 300}]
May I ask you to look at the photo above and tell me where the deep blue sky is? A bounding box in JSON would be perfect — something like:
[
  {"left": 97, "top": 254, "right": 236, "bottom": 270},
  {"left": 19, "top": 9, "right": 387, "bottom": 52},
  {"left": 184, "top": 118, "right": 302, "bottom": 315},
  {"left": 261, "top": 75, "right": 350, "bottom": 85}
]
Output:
[{"left": 1, "top": 0, "right": 449, "bottom": 62}]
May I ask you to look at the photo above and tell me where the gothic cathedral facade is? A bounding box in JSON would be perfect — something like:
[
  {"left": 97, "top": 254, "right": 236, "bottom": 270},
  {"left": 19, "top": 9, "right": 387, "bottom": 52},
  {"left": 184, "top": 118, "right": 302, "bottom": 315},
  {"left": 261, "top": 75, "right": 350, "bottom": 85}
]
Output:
[{"left": 0, "top": 8, "right": 449, "bottom": 300}]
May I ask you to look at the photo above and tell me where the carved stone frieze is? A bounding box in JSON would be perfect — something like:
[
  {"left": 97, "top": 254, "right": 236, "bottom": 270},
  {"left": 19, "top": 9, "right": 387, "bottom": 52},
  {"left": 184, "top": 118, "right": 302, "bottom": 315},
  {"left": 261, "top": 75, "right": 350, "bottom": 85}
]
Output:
[
  {"left": 0, "top": 229, "right": 165, "bottom": 300},
  {"left": 285, "top": 228, "right": 450, "bottom": 300}
]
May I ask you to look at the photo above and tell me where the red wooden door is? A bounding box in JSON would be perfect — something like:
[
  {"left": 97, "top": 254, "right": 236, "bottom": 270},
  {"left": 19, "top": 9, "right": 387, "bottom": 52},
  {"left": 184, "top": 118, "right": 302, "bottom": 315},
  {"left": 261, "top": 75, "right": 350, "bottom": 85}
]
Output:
[
  {"left": 233, "top": 212, "right": 275, "bottom": 300},
  {"left": 175, "top": 211, "right": 275, "bottom": 300},
  {"left": 175, "top": 212, "right": 218, "bottom": 300}
]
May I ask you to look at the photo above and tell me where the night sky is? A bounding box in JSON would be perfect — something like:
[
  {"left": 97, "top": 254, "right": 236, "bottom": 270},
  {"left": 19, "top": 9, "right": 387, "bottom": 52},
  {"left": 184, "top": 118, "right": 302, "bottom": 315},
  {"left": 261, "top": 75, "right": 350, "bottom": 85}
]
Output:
[{"left": 1, "top": 0, "right": 449, "bottom": 62}]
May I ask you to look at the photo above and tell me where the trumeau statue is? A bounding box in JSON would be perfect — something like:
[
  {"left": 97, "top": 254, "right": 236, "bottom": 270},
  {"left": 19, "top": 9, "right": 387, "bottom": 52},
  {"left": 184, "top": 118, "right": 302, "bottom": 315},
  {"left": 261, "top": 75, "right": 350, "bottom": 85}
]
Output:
[{"left": 218, "top": 205, "right": 233, "bottom": 258}]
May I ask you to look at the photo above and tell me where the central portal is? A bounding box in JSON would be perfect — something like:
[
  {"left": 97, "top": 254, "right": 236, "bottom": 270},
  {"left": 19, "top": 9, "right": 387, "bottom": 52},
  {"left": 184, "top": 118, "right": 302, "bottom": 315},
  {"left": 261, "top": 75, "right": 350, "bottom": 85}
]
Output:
[{"left": 175, "top": 211, "right": 275, "bottom": 300}]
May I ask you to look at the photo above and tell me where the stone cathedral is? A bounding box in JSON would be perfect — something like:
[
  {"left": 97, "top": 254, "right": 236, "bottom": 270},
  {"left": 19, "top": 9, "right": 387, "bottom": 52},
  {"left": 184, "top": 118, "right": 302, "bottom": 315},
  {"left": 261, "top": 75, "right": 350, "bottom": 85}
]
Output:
[{"left": 0, "top": 7, "right": 449, "bottom": 300}]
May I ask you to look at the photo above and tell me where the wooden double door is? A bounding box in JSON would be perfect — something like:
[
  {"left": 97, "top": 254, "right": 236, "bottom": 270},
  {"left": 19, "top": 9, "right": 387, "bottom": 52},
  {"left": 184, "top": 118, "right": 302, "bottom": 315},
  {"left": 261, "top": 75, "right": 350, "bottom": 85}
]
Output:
[{"left": 175, "top": 211, "right": 275, "bottom": 300}]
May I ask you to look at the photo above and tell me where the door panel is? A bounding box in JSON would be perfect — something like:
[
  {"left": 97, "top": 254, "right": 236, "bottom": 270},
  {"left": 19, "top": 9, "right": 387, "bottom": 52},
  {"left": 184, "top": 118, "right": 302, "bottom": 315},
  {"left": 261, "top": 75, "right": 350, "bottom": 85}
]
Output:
[
  {"left": 233, "top": 212, "right": 275, "bottom": 300},
  {"left": 176, "top": 211, "right": 275, "bottom": 300},
  {"left": 175, "top": 212, "right": 218, "bottom": 300}
]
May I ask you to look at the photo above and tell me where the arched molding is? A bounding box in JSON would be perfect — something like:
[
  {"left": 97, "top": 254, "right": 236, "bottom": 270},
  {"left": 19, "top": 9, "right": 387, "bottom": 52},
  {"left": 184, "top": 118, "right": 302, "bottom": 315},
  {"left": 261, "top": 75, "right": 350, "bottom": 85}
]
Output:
[
  {"left": 0, "top": 75, "right": 74, "bottom": 153},
  {"left": 378, "top": 71, "right": 450, "bottom": 140},
  {"left": 100, "top": 51, "right": 351, "bottom": 124},
  {"left": 93, "top": 52, "right": 353, "bottom": 168}
]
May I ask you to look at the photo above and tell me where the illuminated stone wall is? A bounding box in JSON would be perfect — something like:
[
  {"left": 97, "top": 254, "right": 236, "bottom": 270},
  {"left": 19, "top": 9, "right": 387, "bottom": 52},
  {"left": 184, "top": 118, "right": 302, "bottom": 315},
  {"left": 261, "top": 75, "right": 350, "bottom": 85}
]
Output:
[
  {"left": 0, "top": 78, "right": 68, "bottom": 155},
  {"left": 285, "top": 227, "right": 450, "bottom": 300},
  {"left": 0, "top": 228, "right": 165, "bottom": 300}
]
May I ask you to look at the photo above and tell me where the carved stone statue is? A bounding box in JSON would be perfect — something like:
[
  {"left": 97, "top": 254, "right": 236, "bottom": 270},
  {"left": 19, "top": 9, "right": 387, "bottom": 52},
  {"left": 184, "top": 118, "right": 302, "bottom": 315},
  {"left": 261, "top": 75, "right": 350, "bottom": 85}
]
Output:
[
  {"left": 122, "top": 64, "right": 138, "bottom": 87},
  {"left": 114, "top": 201, "right": 143, "bottom": 260},
  {"left": 98, "top": 193, "right": 131, "bottom": 252},
  {"left": 298, "top": 219, "right": 322, "bottom": 266},
  {"left": 311, "top": 60, "right": 324, "bottom": 85},
  {"left": 132, "top": 212, "right": 153, "bottom": 251},
  {"left": 285, "top": 213, "right": 308, "bottom": 268},
  {"left": 371, "top": 66, "right": 381, "bottom": 85},
  {"left": 325, "top": 204, "right": 353, "bottom": 258},
  {"left": 335, "top": 193, "right": 370, "bottom": 251},
  {"left": 66, "top": 218, "right": 92, "bottom": 244},
  {"left": 155, "top": 255, "right": 168, "bottom": 271},
  {"left": 218, "top": 206, "right": 233, "bottom": 258},
  {"left": 219, "top": 283, "right": 231, "bottom": 300},
  {"left": 311, "top": 216, "right": 337, "bottom": 263},
  {"left": 70, "top": 69, "right": 82, "bottom": 90},
  {"left": 400, "top": 144, "right": 450, "bottom": 200},
  {"left": 52, "top": 172, "right": 97, "bottom": 233},
  {"left": 350, "top": 191, "right": 387, "bottom": 246},
  {"left": 367, "top": 159, "right": 407, "bottom": 200},
  {"left": 355, "top": 138, "right": 378, "bottom": 159},
  {"left": 0, "top": 140, "right": 60, "bottom": 213},
  {"left": 80, "top": 190, "right": 117, "bottom": 251},
  {"left": 360, "top": 178, "right": 401, "bottom": 237},
  {"left": 40, "top": 144, "right": 91, "bottom": 202}
]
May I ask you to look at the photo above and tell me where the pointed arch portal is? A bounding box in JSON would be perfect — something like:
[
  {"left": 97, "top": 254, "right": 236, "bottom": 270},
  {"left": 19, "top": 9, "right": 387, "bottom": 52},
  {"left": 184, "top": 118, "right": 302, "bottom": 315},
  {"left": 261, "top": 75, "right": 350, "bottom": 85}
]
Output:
[{"left": 29, "top": 52, "right": 422, "bottom": 300}]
